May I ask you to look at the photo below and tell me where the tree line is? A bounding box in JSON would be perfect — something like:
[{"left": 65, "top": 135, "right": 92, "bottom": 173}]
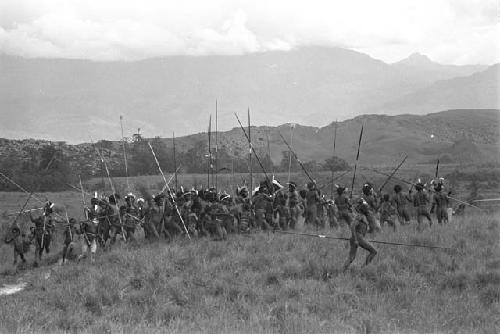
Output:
[{"left": 0, "top": 138, "right": 350, "bottom": 192}]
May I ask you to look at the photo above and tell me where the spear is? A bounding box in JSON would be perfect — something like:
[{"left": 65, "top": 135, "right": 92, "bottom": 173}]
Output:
[
  {"left": 287, "top": 123, "right": 295, "bottom": 184},
  {"left": 173, "top": 132, "right": 178, "bottom": 193},
  {"left": 266, "top": 129, "right": 274, "bottom": 177},
  {"left": 215, "top": 100, "right": 218, "bottom": 192},
  {"left": 350, "top": 125, "right": 364, "bottom": 198},
  {"left": 207, "top": 115, "right": 212, "bottom": 189},
  {"left": 318, "top": 170, "right": 351, "bottom": 190},
  {"left": 235, "top": 112, "right": 272, "bottom": 189},
  {"left": 331, "top": 119, "right": 338, "bottom": 199},
  {"left": 378, "top": 154, "right": 408, "bottom": 193},
  {"left": 12, "top": 192, "right": 33, "bottom": 227},
  {"left": 91, "top": 140, "right": 126, "bottom": 241},
  {"left": 364, "top": 166, "right": 484, "bottom": 211},
  {"left": 435, "top": 159, "right": 440, "bottom": 179},
  {"left": 78, "top": 175, "right": 89, "bottom": 220},
  {"left": 278, "top": 131, "right": 315, "bottom": 185},
  {"left": 147, "top": 142, "right": 191, "bottom": 239},
  {"left": 0, "top": 171, "right": 67, "bottom": 221},
  {"left": 248, "top": 108, "right": 253, "bottom": 194},
  {"left": 274, "top": 230, "right": 452, "bottom": 250},
  {"left": 120, "top": 115, "right": 130, "bottom": 190}
]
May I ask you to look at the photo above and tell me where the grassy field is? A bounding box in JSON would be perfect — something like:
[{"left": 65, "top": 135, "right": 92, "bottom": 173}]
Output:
[{"left": 1, "top": 197, "right": 499, "bottom": 333}]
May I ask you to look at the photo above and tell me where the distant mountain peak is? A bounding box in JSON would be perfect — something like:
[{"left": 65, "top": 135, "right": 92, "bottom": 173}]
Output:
[{"left": 397, "top": 52, "right": 435, "bottom": 66}]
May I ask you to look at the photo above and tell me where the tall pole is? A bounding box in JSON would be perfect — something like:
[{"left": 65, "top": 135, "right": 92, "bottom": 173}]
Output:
[
  {"left": 350, "top": 125, "right": 364, "bottom": 198},
  {"left": 120, "top": 115, "right": 130, "bottom": 190},
  {"left": 266, "top": 129, "right": 274, "bottom": 178},
  {"left": 331, "top": 119, "right": 338, "bottom": 199},
  {"left": 207, "top": 115, "right": 212, "bottom": 189},
  {"left": 173, "top": 132, "right": 178, "bottom": 193},
  {"left": 287, "top": 123, "right": 294, "bottom": 184},
  {"left": 248, "top": 108, "right": 253, "bottom": 194},
  {"left": 215, "top": 100, "right": 218, "bottom": 192}
]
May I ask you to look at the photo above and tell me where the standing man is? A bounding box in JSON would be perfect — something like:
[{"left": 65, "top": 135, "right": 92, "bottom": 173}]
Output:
[
  {"left": 413, "top": 182, "right": 433, "bottom": 231},
  {"left": 343, "top": 198, "right": 377, "bottom": 271},
  {"left": 335, "top": 186, "right": 353, "bottom": 226},
  {"left": 393, "top": 184, "right": 412, "bottom": 225},
  {"left": 287, "top": 182, "right": 300, "bottom": 229}
]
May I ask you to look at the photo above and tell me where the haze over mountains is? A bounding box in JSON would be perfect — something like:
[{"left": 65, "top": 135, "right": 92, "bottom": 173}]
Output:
[{"left": 0, "top": 46, "right": 498, "bottom": 143}]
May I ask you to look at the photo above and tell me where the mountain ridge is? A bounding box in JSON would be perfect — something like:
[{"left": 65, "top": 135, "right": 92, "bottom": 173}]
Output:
[{"left": 1, "top": 46, "right": 496, "bottom": 143}]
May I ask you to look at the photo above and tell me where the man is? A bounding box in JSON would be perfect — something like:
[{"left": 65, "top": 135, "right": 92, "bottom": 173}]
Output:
[
  {"left": 305, "top": 181, "right": 320, "bottom": 227},
  {"left": 78, "top": 217, "right": 99, "bottom": 263},
  {"left": 361, "top": 183, "right": 381, "bottom": 233},
  {"left": 379, "top": 194, "right": 397, "bottom": 232},
  {"left": 393, "top": 184, "right": 412, "bottom": 225},
  {"left": 274, "top": 191, "right": 289, "bottom": 230},
  {"left": 335, "top": 186, "right": 353, "bottom": 226},
  {"left": 62, "top": 218, "right": 78, "bottom": 264},
  {"left": 107, "top": 194, "right": 125, "bottom": 244},
  {"left": 413, "top": 182, "right": 433, "bottom": 231},
  {"left": 431, "top": 183, "right": 449, "bottom": 224},
  {"left": 287, "top": 182, "right": 300, "bottom": 229},
  {"left": 325, "top": 199, "right": 338, "bottom": 229},
  {"left": 4, "top": 224, "right": 29, "bottom": 265},
  {"left": 252, "top": 185, "right": 273, "bottom": 230},
  {"left": 343, "top": 198, "right": 377, "bottom": 271}
]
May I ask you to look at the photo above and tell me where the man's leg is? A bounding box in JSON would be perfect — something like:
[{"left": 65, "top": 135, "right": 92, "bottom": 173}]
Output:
[{"left": 358, "top": 235, "right": 377, "bottom": 266}]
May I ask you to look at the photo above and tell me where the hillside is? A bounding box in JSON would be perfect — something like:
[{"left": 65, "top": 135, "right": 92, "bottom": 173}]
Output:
[
  {"left": 380, "top": 65, "right": 500, "bottom": 115},
  {"left": 0, "top": 110, "right": 498, "bottom": 179},
  {"left": 0, "top": 46, "right": 494, "bottom": 143}
]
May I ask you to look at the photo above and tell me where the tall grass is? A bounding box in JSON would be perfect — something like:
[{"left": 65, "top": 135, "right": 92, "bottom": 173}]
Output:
[{"left": 1, "top": 211, "right": 498, "bottom": 333}]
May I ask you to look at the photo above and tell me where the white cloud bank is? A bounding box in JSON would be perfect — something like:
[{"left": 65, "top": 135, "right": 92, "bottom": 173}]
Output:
[{"left": 0, "top": 0, "right": 498, "bottom": 64}]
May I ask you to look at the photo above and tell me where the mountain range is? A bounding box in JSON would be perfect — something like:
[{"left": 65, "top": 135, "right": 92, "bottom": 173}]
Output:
[{"left": 0, "top": 46, "right": 498, "bottom": 143}]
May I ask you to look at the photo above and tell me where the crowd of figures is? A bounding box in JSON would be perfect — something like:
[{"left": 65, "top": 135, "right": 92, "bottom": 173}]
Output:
[{"left": 4, "top": 177, "right": 458, "bottom": 271}]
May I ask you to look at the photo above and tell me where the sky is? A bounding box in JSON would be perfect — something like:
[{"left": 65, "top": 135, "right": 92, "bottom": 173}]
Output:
[{"left": 0, "top": 0, "right": 498, "bottom": 65}]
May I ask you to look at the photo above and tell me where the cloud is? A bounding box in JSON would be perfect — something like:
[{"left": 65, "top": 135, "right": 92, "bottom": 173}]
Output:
[{"left": 0, "top": 0, "right": 498, "bottom": 64}]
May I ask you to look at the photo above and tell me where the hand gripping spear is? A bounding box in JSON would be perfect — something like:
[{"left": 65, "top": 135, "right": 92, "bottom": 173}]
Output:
[
  {"left": 148, "top": 142, "right": 191, "bottom": 239},
  {"left": 350, "top": 125, "right": 364, "bottom": 198}
]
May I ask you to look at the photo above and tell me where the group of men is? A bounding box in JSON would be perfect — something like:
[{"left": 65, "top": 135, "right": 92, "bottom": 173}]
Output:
[{"left": 4, "top": 176, "right": 453, "bottom": 269}]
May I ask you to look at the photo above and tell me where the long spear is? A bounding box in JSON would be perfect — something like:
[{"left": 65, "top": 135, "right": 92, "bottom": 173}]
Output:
[
  {"left": 364, "top": 166, "right": 484, "bottom": 211},
  {"left": 12, "top": 192, "right": 33, "bottom": 227},
  {"left": 318, "top": 170, "right": 351, "bottom": 190},
  {"left": 78, "top": 175, "right": 88, "bottom": 220},
  {"left": 147, "top": 142, "right": 191, "bottom": 239},
  {"left": 278, "top": 131, "right": 315, "bottom": 184},
  {"left": 274, "top": 230, "right": 452, "bottom": 250},
  {"left": 173, "top": 132, "right": 178, "bottom": 193},
  {"left": 207, "top": 115, "right": 212, "bottom": 188},
  {"left": 248, "top": 108, "right": 253, "bottom": 194},
  {"left": 266, "top": 129, "right": 274, "bottom": 177},
  {"left": 0, "top": 171, "right": 67, "bottom": 221},
  {"left": 235, "top": 112, "right": 272, "bottom": 189},
  {"left": 287, "top": 123, "right": 295, "bottom": 184},
  {"left": 350, "top": 125, "right": 364, "bottom": 198},
  {"left": 435, "top": 159, "right": 440, "bottom": 179},
  {"left": 331, "top": 119, "right": 338, "bottom": 199},
  {"left": 91, "top": 140, "right": 127, "bottom": 241},
  {"left": 215, "top": 100, "right": 218, "bottom": 192},
  {"left": 120, "top": 115, "right": 130, "bottom": 190},
  {"left": 378, "top": 154, "right": 408, "bottom": 193}
]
